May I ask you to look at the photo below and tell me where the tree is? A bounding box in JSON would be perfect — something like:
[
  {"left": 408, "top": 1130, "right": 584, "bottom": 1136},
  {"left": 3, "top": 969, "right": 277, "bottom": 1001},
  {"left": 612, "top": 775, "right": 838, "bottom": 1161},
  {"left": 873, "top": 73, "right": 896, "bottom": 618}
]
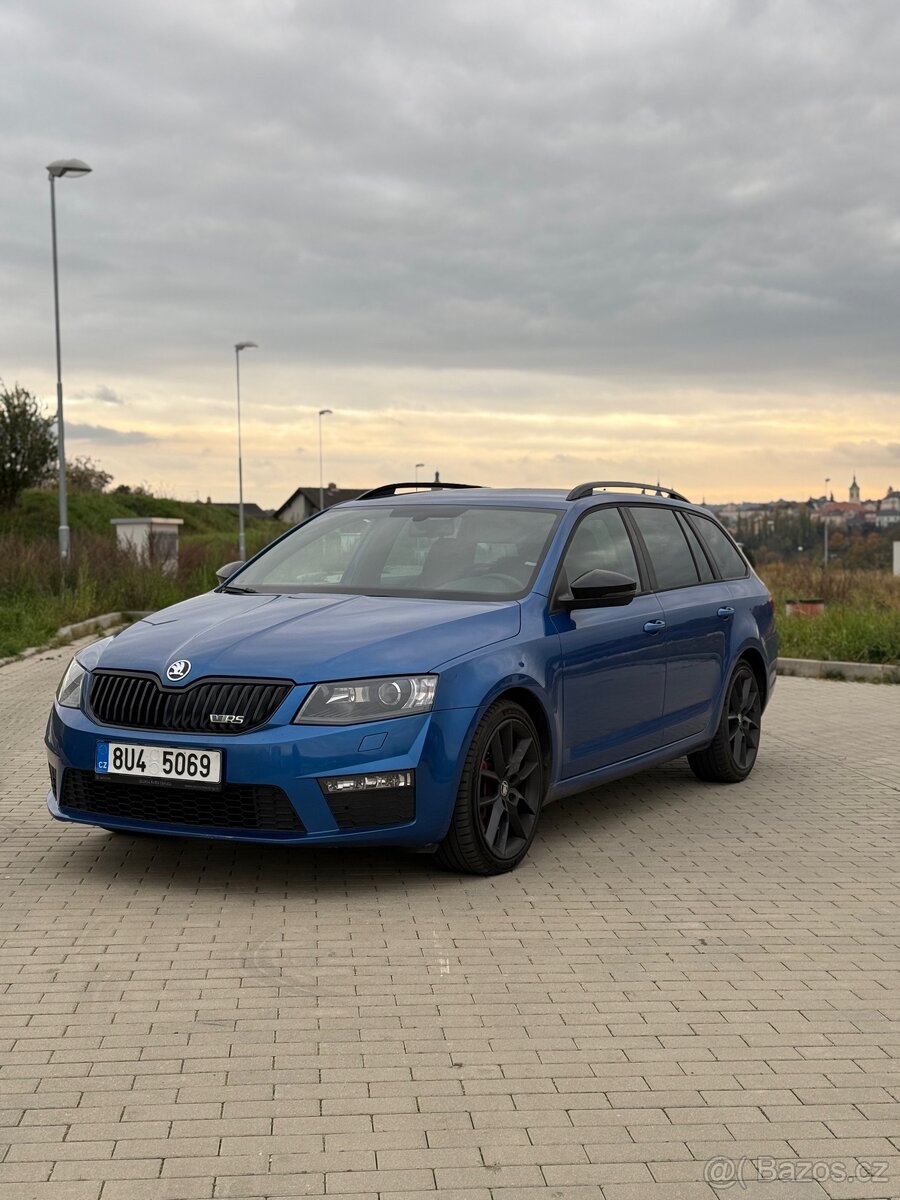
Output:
[
  {"left": 0, "top": 383, "right": 57, "bottom": 508},
  {"left": 67, "top": 456, "right": 113, "bottom": 493}
]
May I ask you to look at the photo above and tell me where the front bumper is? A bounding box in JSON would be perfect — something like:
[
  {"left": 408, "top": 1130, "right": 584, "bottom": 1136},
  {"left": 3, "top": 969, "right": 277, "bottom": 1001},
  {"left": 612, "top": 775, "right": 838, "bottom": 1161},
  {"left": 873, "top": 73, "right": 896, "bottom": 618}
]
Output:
[{"left": 45, "top": 699, "right": 479, "bottom": 847}]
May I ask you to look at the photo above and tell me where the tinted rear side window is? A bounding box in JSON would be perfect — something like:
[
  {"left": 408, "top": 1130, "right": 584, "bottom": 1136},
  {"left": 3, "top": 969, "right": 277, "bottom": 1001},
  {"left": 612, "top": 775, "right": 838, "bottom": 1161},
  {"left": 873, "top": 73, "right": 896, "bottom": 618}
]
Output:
[
  {"left": 678, "top": 513, "right": 715, "bottom": 582},
  {"left": 628, "top": 506, "right": 700, "bottom": 590},
  {"left": 691, "top": 515, "right": 748, "bottom": 580}
]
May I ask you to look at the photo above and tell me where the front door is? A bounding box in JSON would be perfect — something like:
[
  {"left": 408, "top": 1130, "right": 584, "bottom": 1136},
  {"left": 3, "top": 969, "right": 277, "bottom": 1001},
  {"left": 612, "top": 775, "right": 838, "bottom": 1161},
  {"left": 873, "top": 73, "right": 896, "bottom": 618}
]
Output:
[{"left": 552, "top": 506, "right": 667, "bottom": 777}]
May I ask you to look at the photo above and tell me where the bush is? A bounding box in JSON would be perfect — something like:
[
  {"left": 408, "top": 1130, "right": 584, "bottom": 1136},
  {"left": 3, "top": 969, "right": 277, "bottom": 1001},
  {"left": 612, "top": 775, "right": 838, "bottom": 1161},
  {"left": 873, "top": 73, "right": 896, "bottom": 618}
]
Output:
[{"left": 67, "top": 456, "right": 113, "bottom": 493}]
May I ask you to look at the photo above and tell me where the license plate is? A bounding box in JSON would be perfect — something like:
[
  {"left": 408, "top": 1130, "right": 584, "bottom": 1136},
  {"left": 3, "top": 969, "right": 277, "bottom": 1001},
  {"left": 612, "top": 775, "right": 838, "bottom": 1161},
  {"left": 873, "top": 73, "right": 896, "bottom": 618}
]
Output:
[{"left": 95, "top": 741, "right": 222, "bottom": 786}]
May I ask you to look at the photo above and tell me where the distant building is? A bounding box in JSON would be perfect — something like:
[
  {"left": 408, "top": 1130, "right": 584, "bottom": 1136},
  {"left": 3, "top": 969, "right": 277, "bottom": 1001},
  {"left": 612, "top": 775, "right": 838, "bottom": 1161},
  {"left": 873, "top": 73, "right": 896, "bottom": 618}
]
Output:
[
  {"left": 869, "top": 484, "right": 900, "bottom": 528},
  {"left": 808, "top": 478, "right": 900, "bottom": 529},
  {"left": 274, "top": 484, "right": 366, "bottom": 524}
]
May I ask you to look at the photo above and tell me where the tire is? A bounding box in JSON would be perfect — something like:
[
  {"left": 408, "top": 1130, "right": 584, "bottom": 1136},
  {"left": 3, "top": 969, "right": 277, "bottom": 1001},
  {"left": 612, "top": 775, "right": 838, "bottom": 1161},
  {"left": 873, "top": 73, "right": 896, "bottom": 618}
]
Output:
[
  {"left": 688, "top": 660, "right": 762, "bottom": 783},
  {"left": 436, "top": 700, "right": 546, "bottom": 875}
]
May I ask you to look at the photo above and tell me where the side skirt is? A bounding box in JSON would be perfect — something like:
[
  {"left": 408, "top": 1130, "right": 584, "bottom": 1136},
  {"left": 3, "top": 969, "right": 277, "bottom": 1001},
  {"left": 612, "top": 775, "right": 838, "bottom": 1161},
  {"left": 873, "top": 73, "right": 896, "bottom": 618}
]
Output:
[{"left": 546, "top": 731, "right": 711, "bottom": 804}]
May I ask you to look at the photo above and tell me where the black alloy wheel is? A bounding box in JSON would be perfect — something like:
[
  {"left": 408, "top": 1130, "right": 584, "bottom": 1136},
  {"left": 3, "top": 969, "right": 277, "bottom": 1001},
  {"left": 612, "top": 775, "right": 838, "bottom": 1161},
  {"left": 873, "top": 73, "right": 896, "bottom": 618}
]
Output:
[
  {"left": 726, "top": 666, "right": 762, "bottom": 771},
  {"left": 437, "top": 701, "right": 546, "bottom": 874},
  {"left": 688, "top": 661, "right": 763, "bottom": 783}
]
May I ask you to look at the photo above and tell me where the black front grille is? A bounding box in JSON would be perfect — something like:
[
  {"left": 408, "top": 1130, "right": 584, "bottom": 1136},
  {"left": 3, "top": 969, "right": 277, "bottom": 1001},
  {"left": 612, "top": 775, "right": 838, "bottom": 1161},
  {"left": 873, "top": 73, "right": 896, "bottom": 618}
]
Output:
[
  {"left": 88, "top": 671, "right": 292, "bottom": 734},
  {"left": 61, "top": 769, "right": 304, "bottom": 832},
  {"left": 325, "top": 787, "right": 416, "bottom": 831}
]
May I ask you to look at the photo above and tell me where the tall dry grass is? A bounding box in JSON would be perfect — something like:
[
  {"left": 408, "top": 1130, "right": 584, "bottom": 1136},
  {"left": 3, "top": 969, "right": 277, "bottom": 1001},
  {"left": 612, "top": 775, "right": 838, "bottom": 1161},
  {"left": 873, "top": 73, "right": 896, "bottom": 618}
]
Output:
[
  {"left": 3, "top": 532, "right": 899, "bottom": 665},
  {"left": 760, "top": 561, "right": 900, "bottom": 611},
  {"left": 760, "top": 561, "right": 900, "bottom": 664},
  {"left": 0, "top": 529, "right": 276, "bottom": 657}
]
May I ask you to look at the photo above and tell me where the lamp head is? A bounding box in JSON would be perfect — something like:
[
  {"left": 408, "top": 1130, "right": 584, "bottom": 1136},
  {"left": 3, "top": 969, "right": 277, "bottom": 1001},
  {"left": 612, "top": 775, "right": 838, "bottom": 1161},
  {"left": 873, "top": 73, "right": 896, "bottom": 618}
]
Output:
[
  {"left": 235, "top": 341, "right": 258, "bottom": 352},
  {"left": 319, "top": 408, "right": 332, "bottom": 417},
  {"left": 47, "top": 159, "right": 92, "bottom": 179}
]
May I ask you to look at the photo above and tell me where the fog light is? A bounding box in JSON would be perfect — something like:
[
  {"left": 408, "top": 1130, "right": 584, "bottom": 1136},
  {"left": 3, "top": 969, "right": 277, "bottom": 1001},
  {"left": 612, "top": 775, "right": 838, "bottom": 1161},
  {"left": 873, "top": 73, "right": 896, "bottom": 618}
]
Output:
[{"left": 319, "top": 770, "right": 414, "bottom": 795}]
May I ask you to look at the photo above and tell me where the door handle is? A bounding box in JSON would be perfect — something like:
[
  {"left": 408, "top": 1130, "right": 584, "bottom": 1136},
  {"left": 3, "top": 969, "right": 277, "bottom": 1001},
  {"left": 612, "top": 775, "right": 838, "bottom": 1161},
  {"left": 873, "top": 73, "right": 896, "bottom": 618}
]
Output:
[
  {"left": 643, "top": 619, "right": 666, "bottom": 633},
  {"left": 717, "top": 606, "right": 735, "bottom": 618}
]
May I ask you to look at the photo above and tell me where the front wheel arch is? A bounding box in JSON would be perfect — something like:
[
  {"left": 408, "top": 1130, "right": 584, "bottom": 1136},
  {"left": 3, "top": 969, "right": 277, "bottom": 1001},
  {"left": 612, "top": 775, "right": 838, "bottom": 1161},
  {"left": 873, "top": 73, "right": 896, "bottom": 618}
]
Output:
[
  {"left": 492, "top": 686, "right": 554, "bottom": 785},
  {"left": 437, "top": 699, "right": 547, "bottom": 874}
]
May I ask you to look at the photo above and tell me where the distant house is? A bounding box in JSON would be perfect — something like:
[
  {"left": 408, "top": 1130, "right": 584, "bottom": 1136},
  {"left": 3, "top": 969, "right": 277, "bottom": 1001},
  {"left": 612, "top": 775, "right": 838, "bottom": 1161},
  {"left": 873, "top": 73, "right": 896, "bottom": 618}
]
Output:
[
  {"left": 808, "top": 478, "right": 900, "bottom": 529},
  {"left": 274, "top": 484, "right": 367, "bottom": 524}
]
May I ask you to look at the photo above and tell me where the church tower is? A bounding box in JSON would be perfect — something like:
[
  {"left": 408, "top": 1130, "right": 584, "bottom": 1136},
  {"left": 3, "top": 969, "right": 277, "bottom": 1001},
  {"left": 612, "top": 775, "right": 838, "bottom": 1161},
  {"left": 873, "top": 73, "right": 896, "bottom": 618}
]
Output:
[{"left": 849, "top": 475, "right": 860, "bottom": 503}]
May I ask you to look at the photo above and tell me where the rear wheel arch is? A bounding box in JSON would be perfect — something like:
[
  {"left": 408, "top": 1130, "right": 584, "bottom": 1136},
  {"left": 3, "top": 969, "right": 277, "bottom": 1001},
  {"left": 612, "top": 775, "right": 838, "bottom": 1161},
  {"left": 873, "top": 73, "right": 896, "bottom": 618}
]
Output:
[
  {"left": 738, "top": 647, "right": 768, "bottom": 707},
  {"left": 689, "top": 658, "right": 762, "bottom": 783}
]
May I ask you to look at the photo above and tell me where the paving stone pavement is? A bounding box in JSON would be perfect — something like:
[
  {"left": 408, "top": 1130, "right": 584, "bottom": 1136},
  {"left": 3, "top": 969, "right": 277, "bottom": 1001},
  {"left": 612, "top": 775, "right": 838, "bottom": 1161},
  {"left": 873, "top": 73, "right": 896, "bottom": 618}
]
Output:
[{"left": 0, "top": 641, "right": 898, "bottom": 1200}]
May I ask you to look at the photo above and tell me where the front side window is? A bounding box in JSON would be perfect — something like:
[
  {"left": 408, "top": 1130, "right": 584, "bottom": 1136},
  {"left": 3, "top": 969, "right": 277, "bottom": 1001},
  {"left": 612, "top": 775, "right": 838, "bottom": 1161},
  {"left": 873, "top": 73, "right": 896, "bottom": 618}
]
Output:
[
  {"left": 228, "top": 504, "right": 561, "bottom": 600},
  {"left": 627, "top": 506, "right": 700, "bottom": 591},
  {"left": 560, "top": 507, "right": 639, "bottom": 586}
]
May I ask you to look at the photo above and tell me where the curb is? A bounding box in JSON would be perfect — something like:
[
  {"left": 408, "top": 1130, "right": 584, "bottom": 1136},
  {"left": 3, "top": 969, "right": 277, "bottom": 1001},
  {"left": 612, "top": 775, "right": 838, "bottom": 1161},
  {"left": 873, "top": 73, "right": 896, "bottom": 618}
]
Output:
[
  {"left": 777, "top": 656, "right": 900, "bottom": 684},
  {"left": 0, "top": 611, "right": 150, "bottom": 670}
]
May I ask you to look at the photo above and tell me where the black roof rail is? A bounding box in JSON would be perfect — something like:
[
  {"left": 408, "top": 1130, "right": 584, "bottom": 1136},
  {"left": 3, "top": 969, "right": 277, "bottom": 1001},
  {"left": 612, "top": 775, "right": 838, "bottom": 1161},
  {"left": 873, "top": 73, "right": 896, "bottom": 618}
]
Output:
[
  {"left": 567, "top": 480, "right": 691, "bottom": 503},
  {"left": 354, "top": 481, "right": 482, "bottom": 501}
]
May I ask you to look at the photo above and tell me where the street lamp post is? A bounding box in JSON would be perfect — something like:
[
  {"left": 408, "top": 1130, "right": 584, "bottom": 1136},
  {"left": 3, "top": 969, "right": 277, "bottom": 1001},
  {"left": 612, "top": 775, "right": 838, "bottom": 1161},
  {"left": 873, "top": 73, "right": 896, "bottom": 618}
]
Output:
[
  {"left": 823, "top": 477, "right": 831, "bottom": 567},
  {"left": 234, "top": 341, "right": 258, "bottom": 561},
  {"left": 415, "top": 462, "right": 424, "bottom": 484},
  {"left": 318, "top": 409, "right": 332, "bottom": 512},
  {"left": 47, "top": 158, "right": 92, "bottom": 564}
]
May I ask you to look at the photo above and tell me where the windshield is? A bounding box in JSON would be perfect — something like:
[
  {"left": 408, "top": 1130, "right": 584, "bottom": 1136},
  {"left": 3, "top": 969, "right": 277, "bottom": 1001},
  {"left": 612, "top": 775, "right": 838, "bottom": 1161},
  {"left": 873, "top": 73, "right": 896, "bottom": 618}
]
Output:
[{"left": 229, "top": 504, "right": 561, "bottom": 600}]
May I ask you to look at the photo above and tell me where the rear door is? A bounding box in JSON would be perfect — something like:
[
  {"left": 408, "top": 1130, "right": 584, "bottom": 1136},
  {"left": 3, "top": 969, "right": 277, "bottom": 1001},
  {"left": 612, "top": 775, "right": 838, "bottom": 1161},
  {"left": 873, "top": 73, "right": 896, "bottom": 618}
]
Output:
[
  {"left": 624, "top": 505, "right": 733, "bottom": 743},
  {"left": 552, "top": 505, "right": 667, "bottom": 777}
]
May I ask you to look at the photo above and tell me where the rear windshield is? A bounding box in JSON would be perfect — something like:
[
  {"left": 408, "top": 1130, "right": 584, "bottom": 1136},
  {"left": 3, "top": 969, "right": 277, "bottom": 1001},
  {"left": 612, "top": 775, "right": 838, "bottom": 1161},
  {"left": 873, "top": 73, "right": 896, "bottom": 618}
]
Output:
[{"left": 229, "top": 504, "right": 562, "bottom": 600}]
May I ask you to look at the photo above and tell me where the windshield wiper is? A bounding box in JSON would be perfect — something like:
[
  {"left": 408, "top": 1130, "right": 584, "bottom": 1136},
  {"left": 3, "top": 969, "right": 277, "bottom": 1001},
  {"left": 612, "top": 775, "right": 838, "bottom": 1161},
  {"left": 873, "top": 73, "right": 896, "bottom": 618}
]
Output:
[{"left": 220, "top": 584, "right": 258, "bottom": 594}]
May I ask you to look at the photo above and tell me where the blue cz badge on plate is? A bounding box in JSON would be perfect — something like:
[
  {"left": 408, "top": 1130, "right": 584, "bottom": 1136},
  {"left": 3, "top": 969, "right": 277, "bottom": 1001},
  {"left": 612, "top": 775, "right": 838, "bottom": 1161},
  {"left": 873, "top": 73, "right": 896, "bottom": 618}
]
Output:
[{"left": 95, "top": 741, "right": 110, "bottom": 774}]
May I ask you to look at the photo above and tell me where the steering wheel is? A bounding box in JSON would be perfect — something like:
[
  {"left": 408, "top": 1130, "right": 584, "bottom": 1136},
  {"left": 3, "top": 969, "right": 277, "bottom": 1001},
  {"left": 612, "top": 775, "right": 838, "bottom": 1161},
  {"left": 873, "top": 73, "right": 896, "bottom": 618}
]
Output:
[{"left": 474, "top": 572, "right": 522, "bottom": 590}]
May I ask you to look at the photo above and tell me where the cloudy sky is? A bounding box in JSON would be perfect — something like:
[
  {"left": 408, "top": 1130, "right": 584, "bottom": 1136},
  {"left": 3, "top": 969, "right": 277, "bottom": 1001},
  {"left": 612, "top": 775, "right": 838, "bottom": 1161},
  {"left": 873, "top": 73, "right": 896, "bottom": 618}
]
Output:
[{"left": 4, "top": 0, "right": 900, "bottom": 508}]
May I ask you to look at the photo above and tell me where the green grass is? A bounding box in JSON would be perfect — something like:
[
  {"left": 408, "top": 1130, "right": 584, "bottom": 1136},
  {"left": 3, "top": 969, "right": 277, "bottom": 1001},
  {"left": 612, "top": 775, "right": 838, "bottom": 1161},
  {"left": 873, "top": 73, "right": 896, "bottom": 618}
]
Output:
[
  {"left": 0, "top": 489, "right": 284, "bottom": 658},
  {"left": 761, "top": 562, "right": 900, "bottom": 665},
  {"left": 2, "top": 492, "right": 899, "bottom": 665},
  {"left": 777, "top": 607, "right": 900, "bottom": 664},
  {"left": 0, "top": 488, "right": 280, "bottom": 540}
]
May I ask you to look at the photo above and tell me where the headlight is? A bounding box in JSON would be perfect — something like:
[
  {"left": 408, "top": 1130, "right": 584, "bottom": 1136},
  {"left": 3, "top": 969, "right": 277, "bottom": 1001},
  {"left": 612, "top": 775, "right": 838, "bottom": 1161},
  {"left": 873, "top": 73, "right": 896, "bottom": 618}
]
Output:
[
  {"left": 56, "top": 657, "right": 87, "bottom": 708},
  {"left": 295, "top": 675, "right": 437, "bottom": 725}
]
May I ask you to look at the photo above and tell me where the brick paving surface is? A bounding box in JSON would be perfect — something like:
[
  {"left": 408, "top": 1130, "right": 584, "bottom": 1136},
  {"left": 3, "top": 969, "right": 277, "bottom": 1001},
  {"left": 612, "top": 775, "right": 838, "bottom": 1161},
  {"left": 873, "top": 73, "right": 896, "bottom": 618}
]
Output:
[{"left": 0, "top": 641, "right": 898, "bottom": 1199}]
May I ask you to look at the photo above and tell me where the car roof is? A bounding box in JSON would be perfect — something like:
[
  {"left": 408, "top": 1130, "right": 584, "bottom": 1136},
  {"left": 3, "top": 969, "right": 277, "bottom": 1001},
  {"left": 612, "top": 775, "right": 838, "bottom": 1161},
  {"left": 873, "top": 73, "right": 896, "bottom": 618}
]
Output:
[{"left": 350, "top": 487, "right": 699, "bottom": 511}]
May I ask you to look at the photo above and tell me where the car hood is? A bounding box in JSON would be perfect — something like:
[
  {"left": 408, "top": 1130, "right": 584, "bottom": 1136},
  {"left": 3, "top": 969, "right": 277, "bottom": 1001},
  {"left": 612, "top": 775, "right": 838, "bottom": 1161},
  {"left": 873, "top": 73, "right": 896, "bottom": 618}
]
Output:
[{"left": 94, "top": 591, "right": 521, "bottom": 683}]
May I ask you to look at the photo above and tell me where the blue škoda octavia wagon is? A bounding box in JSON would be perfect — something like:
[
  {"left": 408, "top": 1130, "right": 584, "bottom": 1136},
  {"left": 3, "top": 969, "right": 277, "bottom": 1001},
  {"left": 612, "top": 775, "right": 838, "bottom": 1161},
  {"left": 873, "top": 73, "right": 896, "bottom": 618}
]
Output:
[{"left": 46, "top": 481, "right": 778, "bottom": 874}]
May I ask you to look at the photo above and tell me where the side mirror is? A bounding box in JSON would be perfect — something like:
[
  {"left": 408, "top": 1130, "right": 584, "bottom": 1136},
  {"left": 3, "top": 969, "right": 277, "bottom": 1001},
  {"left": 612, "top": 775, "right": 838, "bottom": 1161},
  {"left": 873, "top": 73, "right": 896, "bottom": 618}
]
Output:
[
  {"left": 560, "top": 569, "right": 638, "bottom": 611},
  {"left": 216, "top": 560, "right": 245, "bottom": 583}
]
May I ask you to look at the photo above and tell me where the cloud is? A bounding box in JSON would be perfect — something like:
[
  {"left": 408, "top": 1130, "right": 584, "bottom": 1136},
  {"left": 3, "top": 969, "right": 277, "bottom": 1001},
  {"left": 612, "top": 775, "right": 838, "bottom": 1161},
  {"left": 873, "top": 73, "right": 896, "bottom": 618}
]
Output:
[
  {"left": 92, "top": 385, "right": 124, "bottom": 406},
  {"left": 70, "top": 384, "right": 125, "bottom": 405},
  {"left": 832, "top": 440, "right": 900, "bottom": 466},
  {"left": 6, "top": 0, "right": 900, "bottom": 382},
  {"left": 66, "top": 422, "right": 155, "bottom": 444},
  {"left": 3, "top": 0, "right": 900, "bottom": 502}
]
